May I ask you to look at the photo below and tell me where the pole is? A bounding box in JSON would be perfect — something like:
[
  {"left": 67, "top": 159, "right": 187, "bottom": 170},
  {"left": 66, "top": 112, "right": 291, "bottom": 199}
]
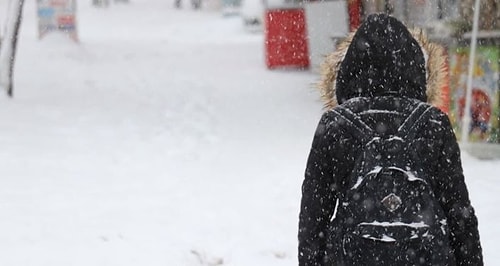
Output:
[{"left": 460, "top": 0, "right": 481, "bottom": 143}]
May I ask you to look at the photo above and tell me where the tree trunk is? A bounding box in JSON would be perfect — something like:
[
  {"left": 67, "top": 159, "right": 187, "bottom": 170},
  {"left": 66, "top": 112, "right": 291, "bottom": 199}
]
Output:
[{"left": 0, "top": 0, "right": 25, "bottom": 97}]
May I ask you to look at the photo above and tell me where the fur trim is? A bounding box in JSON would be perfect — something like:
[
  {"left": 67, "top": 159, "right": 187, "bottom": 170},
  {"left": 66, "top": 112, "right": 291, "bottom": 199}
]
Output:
[
  {"left": 317, "top": 28, "right": 447, "bottom": 110},
  {"left": 317, "top": 32, "right": 355, "bottom": 109},
  {"left": 410, "top": 28, "right": 447, "bottom": 109}
]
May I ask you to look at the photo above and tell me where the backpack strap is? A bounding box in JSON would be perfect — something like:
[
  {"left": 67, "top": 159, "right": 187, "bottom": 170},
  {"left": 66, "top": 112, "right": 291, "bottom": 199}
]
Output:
[
  {"left": 332, "top": 105, "right": 375, "bottom": 143},
  {"left": 396, "top": 102, "right": 434, "bottom": 142}
]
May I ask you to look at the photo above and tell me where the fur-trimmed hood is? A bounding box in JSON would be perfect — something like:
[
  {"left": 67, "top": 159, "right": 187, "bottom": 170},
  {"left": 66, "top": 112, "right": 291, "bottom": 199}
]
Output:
[{"left": 318, "top": 14, "right": 447, "bottom": 109}]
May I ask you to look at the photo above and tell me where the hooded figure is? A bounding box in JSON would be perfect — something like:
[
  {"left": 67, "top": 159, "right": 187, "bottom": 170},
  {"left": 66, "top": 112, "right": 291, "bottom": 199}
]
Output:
[{"left": 298, "top": 14, "right": 483, "bottom": 266}]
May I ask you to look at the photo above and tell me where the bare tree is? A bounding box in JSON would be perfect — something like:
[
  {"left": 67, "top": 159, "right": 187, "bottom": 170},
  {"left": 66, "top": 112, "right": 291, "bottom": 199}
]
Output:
[{"left": 0, "top": 0, "right": 25, "bottom": 97}]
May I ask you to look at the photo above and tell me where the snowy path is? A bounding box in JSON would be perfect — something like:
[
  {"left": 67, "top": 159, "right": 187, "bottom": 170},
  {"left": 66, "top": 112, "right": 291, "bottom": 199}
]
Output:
[{"left": 0, "top": 1, "right": 498, "bottom": 265}]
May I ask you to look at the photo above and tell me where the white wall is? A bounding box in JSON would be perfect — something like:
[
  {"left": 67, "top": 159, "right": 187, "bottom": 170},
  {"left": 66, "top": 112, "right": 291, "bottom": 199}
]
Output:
[{"left": 305, "top": 0, "right": 349, "bottom": 73}]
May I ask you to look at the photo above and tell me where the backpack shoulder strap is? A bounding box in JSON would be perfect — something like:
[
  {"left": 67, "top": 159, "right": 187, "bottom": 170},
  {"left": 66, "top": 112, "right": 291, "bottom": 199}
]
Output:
[
  {"left": 331, "top": 105, "right": 375, "bottom": 143},
  {"left": 396, "top": 102, "right": 434, "bottom": 141}
]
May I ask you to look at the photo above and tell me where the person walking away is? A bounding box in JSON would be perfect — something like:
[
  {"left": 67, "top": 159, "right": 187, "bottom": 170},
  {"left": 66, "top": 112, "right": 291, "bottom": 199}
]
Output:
[{"left": 298, "top": 13, "right": 483, "bottom": 266}]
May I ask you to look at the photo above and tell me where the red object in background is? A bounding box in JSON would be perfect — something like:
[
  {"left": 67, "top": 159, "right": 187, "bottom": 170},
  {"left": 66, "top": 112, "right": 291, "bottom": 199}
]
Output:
[
  {"left": 58, "top": 15, "right": 75, "bottom": 25},
  {"left": 347, "top": 0, "right": 361, "bottom": 31},
  {"left": 265, "top": 8, "right": 309, "bottom": 69},
  {"left": 458, "top": 89, "right": 491, "bottom": 122}
]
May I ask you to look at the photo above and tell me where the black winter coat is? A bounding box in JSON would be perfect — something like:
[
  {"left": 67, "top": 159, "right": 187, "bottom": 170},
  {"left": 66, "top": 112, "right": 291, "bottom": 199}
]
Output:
[{"left": 298, "top": 14, "right": 483, "bottom": 266}]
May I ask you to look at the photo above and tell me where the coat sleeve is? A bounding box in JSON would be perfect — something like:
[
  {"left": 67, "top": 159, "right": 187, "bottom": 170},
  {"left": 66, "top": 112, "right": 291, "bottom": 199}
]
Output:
[
  {"left": 434, "top": 113, "right": 483, "bottom": 266},
  {"left": 298, "top": 112, "right": 342, "bottom": 266}
]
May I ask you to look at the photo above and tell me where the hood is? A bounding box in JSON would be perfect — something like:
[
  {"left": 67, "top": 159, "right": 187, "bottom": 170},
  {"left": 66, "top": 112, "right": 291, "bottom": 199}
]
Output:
[{"left": 318, "top": 13, "right": 447, "bottom": 109}]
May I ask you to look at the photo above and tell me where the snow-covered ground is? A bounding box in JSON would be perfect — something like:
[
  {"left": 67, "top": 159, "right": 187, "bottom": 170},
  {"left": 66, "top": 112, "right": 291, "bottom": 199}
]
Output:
[{"left": 0, "top": 1, "right": 498, "bottom": 265}]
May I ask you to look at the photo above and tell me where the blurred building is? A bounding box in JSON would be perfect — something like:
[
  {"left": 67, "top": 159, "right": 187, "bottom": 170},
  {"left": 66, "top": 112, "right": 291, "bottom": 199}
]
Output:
[
  {"left": 349, "top": 0, "right": 499, "bottom": 150},
  {"left": 360, "top": 0, "right": 460, "bottom": 41},
  {"left": 360, "top": 0, "right": 499, "bottom": 41}
]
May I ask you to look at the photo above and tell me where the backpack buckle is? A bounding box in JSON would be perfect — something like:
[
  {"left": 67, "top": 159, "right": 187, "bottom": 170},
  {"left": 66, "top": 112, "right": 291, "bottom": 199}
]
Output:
[{"left": 381, "top": 193, "right": 402, "bottom": 212}]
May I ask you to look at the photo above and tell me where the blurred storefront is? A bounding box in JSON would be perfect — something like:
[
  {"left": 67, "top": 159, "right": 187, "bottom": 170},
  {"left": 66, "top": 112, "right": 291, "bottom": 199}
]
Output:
[
  {"left": 37, "top": 0, "right": 78, "bottom": 41},
  {"left": 262, "top": 0, "right": 498, "bottom": 155},
  {"left": 263, "top": 0, "right": 349, "bottom": 70},
  {"left": 449, "top": 32, "right": 499, "bottom": 158},
  {"left": 336, "top": 0, "right": 500, "bottom": 157}
]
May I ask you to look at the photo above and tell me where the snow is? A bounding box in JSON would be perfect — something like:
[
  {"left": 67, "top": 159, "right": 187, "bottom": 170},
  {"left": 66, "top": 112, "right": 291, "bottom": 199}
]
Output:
[
  {"left": 0, "top": 0, "right": 498, "bottom": 265},
  {"left": 384, "top": 166, "right": 427, "bottom": 183},
  {"left": 352, "top": 175, "right": 365, "bottom": 189},
  {"left": 359, "top": 221, "right": 429, "bottom": 228},
  {"left": 362, "top": 234, "right": 396, "bottom": 242},
  {"left": 359, "top": 109, "right": 401, "bottom": 115},
  {"left": 387, "top": 135, "right": 403, "bottom": 141}
]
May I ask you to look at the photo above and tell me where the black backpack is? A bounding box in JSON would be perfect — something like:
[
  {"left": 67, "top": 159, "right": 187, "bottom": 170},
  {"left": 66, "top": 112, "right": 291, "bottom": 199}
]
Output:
[{"left": 330, "top": 102, "right": 454, "bottom": 265}]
